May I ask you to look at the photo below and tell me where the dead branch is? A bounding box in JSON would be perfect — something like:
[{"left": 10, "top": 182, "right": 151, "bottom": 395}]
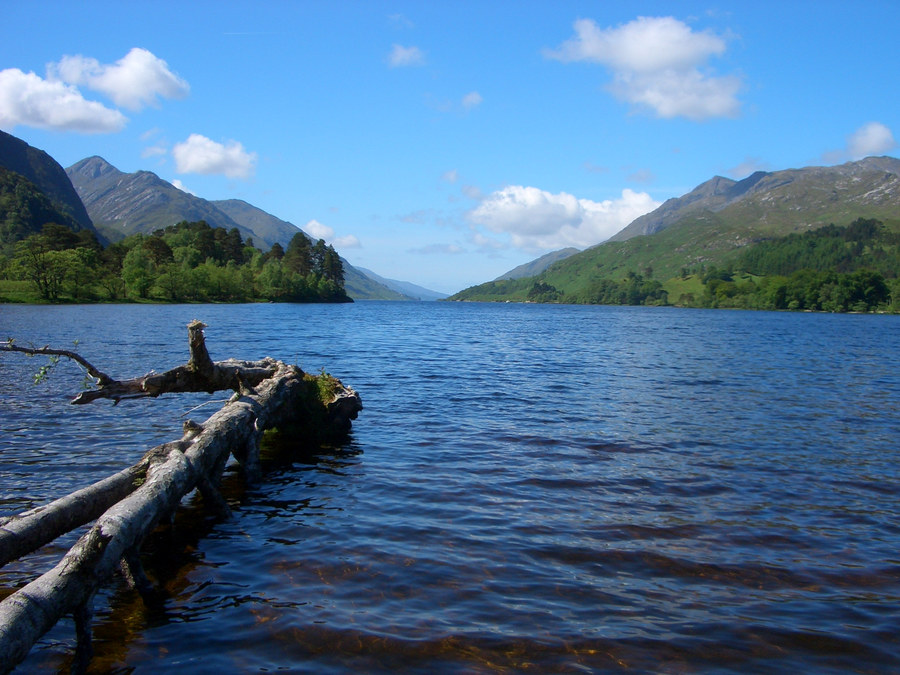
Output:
[
  {"left": 0, "top": 340, "right": 113, "bottom": 385},
  {"left": 0, "top": 321, "right": 362, "bottom": 672}
]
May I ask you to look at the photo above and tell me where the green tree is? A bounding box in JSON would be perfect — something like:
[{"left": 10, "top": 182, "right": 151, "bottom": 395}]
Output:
[
  {"left": 284, "top": 233, "right": 312, "bottom": 275},
  {"left": 122, "top": 246, "right": 155, "bottom": 299}
]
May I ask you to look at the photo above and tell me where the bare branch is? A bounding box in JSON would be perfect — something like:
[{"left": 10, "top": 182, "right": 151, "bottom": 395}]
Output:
[
  {"left": 0, "top": 321, "right": 363, "bottom": 670},
  {"left": 1, "top": 340, "right": 113, "bottom": 385}
]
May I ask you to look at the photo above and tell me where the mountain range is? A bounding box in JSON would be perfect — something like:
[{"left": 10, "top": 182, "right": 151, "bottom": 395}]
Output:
[
  {"left": 63, "top": 156, "right": 415, "bottom": 300},
  {"left": 357, "top": 268, "right": 448, "bottom": 300},
  {"left": 460, "top": 155, "right": 900, "bottom": 300},
  {"left": 1, "top": 131, "right": 443, "bottom": 300}
]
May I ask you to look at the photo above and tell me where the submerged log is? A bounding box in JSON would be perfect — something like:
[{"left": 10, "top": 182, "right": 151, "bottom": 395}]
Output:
[{"left": 0, "top": 322, "right": 361, "bottom": 672}]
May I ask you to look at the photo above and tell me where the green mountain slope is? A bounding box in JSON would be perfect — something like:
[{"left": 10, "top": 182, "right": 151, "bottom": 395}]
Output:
[
  {"left": 212, "top": 199, "right": 308, "bottom": 249},
  {"left": 0, "top": 168, "right": 88, "bottom": 247},
  {"left": 450, "top": 157, "right": 900, "bottom": 303},
  {"left": 494, "top": 247, "right": 579, "bottom": 281},
  {"left": 0, "top": 131, "right": 97, "bottom": 239}
]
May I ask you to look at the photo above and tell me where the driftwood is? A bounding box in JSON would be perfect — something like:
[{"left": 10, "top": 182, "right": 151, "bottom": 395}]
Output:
[{"left": 0, "top": 321, "right": 361, "bottom": 672}]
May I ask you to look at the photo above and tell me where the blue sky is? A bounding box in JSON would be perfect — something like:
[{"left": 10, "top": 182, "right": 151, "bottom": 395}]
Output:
[{"left": 2, "top": 1, "right": 898, "bottom": 293}]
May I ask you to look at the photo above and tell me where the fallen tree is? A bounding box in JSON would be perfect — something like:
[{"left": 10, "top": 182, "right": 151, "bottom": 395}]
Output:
[{"left": 0, "top": 321, "right": 362, "bottom": 672}]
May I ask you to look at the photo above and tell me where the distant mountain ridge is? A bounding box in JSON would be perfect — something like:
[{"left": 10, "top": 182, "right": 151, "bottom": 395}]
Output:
[
  {"left": 0, "top": 130, "right": 97, "bottom": 237},
  {"left": 67, "top": 157, "right": 265, "bottom": 244},
  {"left": 610, "top": 156, "right": 900, "bottom": 242},
  {"left": 357, "top": 268, "right": 447, "bottom": 300},
  {"left": 494, "top": 248, "right": 579, "bottom": 281}
]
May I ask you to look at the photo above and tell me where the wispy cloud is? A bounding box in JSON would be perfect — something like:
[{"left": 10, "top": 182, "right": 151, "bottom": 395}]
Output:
[
  {"left": 388, "top": 13, "right": 414, "bottom": 30},
  {"left": 462, "top": 91, "right": 483, "bottom": 110},
  {"left": 544, "top": 16, "right": 741, "bottom": 121},
  {"left": 388, "top": 44, "right": 425, "bottom": 67},
  {"left": 728, "top": 157, "right": 770, "bottom": 178},
  {"left": 408, "top": 243, "right": 464, "bottom": 255},
  {"left": 172, "top": 133, "right": 256, "bottom": 179}
]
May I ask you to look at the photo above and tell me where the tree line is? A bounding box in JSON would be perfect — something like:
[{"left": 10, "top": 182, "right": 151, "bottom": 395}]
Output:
[
  {"left": 678, "top": 218, "right": 899, "bottom": 312},
  {"left": 487, "top": 218, "right": 898, "bottom": 312},
  {"left": 0, "top": 220, "right": 350, "bottom": 304}
]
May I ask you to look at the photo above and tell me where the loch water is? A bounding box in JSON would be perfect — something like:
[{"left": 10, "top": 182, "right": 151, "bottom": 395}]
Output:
[{"left": 1, "top": 302, "right": 898, "bottom": 674}]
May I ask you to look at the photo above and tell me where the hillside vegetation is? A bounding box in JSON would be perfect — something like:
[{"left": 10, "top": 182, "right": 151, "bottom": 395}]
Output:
[
  {"left": 0, "top": 220, "right": 350, "bottom": 304},
  {"left": 450, "top": 218, "right": 900, "bottom": 313},
  {"left": 452, "top": 157, "right": 900, "bottom": 313}
]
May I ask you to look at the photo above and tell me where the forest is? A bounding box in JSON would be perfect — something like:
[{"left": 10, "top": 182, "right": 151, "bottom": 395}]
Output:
[
  {"left": 463, "top": 218, "right": 899, "bottom": 313},
  {"left": 682, "top": 218, "right": 899, "bottom": 312},
  {"left": 0, "top": 219, "right": 350, "bottom": 304}
]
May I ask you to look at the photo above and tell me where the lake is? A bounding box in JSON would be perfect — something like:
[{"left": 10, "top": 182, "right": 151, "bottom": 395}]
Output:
[{"left": 1, "top": 302, "right": 899, "bottom": 673}]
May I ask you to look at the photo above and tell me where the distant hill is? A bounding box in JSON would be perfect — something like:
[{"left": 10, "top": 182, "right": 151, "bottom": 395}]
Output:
[
  {"left": 212, "top": 199, "right": 307, "bottom": 249},
  {"left": 0, "top": 130, "right": 98, "bottom": 241},
  {"left": 211, "top": 198, "right": 410, "bottom": 300},
  {"left": 357, "top": 268, "right": 446, "bottom": 300},
  {"left": 494, "top": 248, "right": 579, "bottom": 281},
  {"left": 450, "top": 156, "right": 900, "bottom": 302},
  {"left": 65, "top": 156, "right": 410, "bottom": 300}
]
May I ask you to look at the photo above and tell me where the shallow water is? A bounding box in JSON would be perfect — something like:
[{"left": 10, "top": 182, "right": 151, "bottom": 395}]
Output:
[{"left": 1, "top": 302, "right": 899, "bottom": 673}]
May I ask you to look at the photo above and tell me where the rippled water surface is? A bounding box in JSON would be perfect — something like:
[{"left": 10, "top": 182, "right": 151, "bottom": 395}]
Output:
[{"left": 1, "top": 302, "right": 899, "bottom": 673}]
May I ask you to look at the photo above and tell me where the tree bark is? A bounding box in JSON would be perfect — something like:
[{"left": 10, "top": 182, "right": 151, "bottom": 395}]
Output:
[{"left": 0, "top": 321, "right": 361, "bottom": 672}]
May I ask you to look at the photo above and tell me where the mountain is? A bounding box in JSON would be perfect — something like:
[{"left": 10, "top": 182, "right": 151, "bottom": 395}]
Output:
[
  {"left": 494, "top": 248, "right": 579, "bottom": 281},
  {"left": 357, "top": 268, "right": 447, "bottom": 300},
  {"left": 65, "top": 156, "right": 410, "bottom": 300},
  {"left": 66, "top": 156, "right": 261, "bottom": 244},
  {"left": 450, "top": 156, "right": 900, "bottom": 302},
  {"left": 0, "top": 130, "right": 98, "bottom": 239},
  {"left": 610, "top": 156, "right": 900, "bottom": 242},
  {"left": 212, "top": 199, "right": 309, "bottom": 249},
  {"left": 211, "top": 198, "right": 411, "bottom": 300}
]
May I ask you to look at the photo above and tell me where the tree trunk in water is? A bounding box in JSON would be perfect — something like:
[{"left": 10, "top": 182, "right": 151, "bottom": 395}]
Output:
[{"left": 0, "top": 322, "right": 361, "bottom": 672}]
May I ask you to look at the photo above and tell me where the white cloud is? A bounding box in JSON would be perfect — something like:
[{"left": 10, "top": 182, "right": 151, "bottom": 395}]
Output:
[
  {"left": 544, "top": 16, "right": 740, "bottom": 121},
  {"left": 389, "top": 44, "right": 425, "bottom": 67},
  {"left": 468, "top": 185, "right": 660, "bottom": 251},
  {"left": 50, "top": 47, "right": 189, "bottom": 111},
  {"left": 462, "top": 91, "right": 483, "bottom": 110},
  {"left": 303, "top": 219, "right": 334, "bottom": 240},
  {"left": 172, "top": 133, "right": 256, "bottom": 179},
  {"left": 170, "top": 179, "right": 196, "bottom": 195},
  {"left": 847, "top": 122, "right": 896, "bottom": 159},
  {"left": 0, "top": 67, "right": 126, "bottom": 133},
  {"left": 333, "top": 235, "right": 361, "bottom": 249},
  {"left": 303, "top": 220, "right": 359, "bottom": 249},
  {"left": 441, "top": 169, "right": 459, "bottom": 183},
  {"left": 141, "top": 144, "right": 167, "bottom": 158}
]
